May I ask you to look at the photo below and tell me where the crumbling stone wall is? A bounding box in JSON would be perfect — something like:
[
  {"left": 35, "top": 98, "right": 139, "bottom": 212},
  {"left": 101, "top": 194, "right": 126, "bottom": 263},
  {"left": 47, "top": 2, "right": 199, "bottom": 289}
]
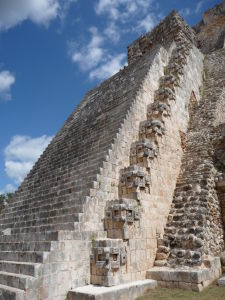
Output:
[
  {"left": 128, "top": 11, "right": 196, "bottom": 65},
  {"left": 193, "top": 1, "right": 225, "bottom": 53},
  {"left": 155, "top": 49, "right": 225, "bottom": 268}
]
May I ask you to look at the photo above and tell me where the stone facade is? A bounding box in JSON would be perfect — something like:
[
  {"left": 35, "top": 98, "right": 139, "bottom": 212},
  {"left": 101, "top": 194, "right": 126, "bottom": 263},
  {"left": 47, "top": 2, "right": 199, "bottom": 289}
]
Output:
[
  {"left": 193, "top": 1, "right": 225, "bottom": 53},
  {"left": 0, "top": 3, "right": 224, "bottom": 299}
]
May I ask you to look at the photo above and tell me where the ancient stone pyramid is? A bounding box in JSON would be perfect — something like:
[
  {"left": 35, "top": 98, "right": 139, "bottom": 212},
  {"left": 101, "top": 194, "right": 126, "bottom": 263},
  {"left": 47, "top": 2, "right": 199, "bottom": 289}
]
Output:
[{"left": 0, "top": 2, "right": 225, "bottom": 299}]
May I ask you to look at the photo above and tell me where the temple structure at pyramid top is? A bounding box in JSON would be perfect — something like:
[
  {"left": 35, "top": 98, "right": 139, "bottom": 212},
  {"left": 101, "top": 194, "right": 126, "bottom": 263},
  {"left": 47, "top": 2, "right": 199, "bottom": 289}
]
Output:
[{"left": 0, "top": 1, "right": 224, "bottom": 299}]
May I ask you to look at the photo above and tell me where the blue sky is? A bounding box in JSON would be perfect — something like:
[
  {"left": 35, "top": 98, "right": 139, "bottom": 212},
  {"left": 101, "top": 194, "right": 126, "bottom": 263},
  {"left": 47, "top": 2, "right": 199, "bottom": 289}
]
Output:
[{"left": 0, "top": 0, "right": 221, "bottom": 194}]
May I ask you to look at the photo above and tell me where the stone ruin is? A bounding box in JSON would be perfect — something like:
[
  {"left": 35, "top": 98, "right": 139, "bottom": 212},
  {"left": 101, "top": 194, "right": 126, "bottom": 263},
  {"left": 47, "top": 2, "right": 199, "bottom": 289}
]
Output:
[{"left": 0, "top": 1, "right": 225, "bottom": 299}]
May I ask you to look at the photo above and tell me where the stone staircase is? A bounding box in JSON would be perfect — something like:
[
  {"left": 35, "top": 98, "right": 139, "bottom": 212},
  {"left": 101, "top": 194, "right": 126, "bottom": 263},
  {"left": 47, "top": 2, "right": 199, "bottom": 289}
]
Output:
[
  {"left": 89, "top": 33, "right": 195, "bottom": 287},
  {"left": 0, "top": 42, "right": 172, "bottom": 300},
  {"left": 154, "top": 49, "right": 225, "bottom": 269},
  {"left": 0, "top": 10, "right": 208, "bottom": 300}
]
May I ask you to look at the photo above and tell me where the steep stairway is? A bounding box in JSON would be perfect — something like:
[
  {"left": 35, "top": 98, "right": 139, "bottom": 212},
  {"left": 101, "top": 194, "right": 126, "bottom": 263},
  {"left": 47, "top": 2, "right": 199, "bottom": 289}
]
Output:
[
  {"left": 155, "top": 49, "right": 225, "bottom": 268},
  {"left": 89, "top": 32, "right": 195, "bottom": 287}
]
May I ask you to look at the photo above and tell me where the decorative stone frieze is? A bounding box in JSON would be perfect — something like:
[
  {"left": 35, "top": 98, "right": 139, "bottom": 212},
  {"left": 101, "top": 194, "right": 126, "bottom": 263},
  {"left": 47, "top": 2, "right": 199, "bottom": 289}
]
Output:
[
  {"left": 154, "top": 87, "right": 176, "bottom": 102},
  {"left": 147, "top": 102, "right": 171, "bottom": 122},
  {"left": 90, "top": 239, "right": 127, "bottom": 286},
  {"left": 130, "top": 139, "right": 158, "bottom": 168},
  {"left": 105, "top": 200, "right": 140, "bottom": 239},
  {"left": 139, "top": 119, "right": 165, "bottom": 141},
  {"left": 120, "top": 165, "right": 150, "bottom": 199}
]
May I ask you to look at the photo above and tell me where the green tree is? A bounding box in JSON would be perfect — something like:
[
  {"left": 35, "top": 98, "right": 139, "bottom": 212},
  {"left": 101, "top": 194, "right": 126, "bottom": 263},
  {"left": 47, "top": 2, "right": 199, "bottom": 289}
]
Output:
[{"left": 0, "top": 193, "right": 14, "bottom": 212}]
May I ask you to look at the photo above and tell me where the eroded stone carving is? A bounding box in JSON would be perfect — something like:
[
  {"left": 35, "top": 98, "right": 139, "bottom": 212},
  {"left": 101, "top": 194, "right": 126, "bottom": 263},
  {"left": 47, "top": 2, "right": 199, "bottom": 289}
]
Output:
[
  {"left": 147, "top": 102, "right": 171, "bottom": 122},
  {"left": 154, "top": 87, "right": 176, "bottom": 102},
  {"left": 90, "top": 240, "right": 127, "bottom": 286},
  {"left": 130, "top": 139, "right": 158, "bottom": 168},
  {"left": 120, "top": 165, "right": 150, "bottom": 198},
  {"left": 105, "top": 200, "right": 140, "bottom": 239},
  {"left": 215, "top": 173, "right": 225, "bottom": 190},
  {"left": 139, "top": 119, "right": 165, "bottom": 141}
]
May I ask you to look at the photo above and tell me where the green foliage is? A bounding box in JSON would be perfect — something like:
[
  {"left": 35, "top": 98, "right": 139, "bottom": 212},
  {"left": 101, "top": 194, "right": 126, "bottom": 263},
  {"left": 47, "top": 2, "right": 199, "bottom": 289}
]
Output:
[
  {"left": 91, "top": 233, "right": 97, "bottom": 245},
  {"left": 0, "top": 193, "right": 14, "bottom": 212}
]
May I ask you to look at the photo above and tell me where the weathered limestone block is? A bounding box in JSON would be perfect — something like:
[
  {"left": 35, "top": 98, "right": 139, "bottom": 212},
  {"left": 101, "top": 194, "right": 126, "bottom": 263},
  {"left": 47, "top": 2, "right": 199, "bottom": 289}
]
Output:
[
  {"left": 105, "top": 200, "right": 140, "bottom": 239},
  {"left": 215, "top": 173, "right": 225, "bottom": 191},
  {"left": 159, "top": 75, "right": 179, "bottom": 91},
  {"left": 120, "top": 165, "right": 150, "bottom": 199},
  {"left": 148, "top": 257, "right": 222, "bottom": 291},
  {"left": 218, "top": 276, "right": 225, "bottom": 287},
  {"left": 128, "top": 10, "right": 196, "bottom": 65},
  {"left": 139, "top": 119, "right": 165, "bottom": 143},
  {"left": 130, "top": 139, "right": 158, "bottom": 168},
  {"left": 90, "top": 239, "right": 127, "bottom": 286},
  {"left": 147, "top": 102, "right": 171, "bottom": 122},
  {"left": 154, "top": 87, "right": 176, "bottom": 103},
  {"left": 193, "top": 1, "right": 225, "bottom": 53}
]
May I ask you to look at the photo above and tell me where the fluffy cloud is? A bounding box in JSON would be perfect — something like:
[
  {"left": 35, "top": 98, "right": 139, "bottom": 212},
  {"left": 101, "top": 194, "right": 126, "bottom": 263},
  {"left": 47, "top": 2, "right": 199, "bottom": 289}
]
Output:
[
  {"left": 195, "top": 0, "right": 205, "bottom": 14},
  {"left": 0, "top": 0, "right": 77, "bottom": 31},
  {"left": 95, "top": 0, "right": 153, "bottom": 21},
  {"left": 4, "top": 135, "right": 53, "bottom": 184},
  {"left": 179, "top": 1, "right": 205, "bottom": 19},
  {"left": 0, "top": 70, "right": 15, "bottom": 101},
  {"left": 0, "top": 0, "right": 59, "bottom": 30},
  {"left": 0, "top": 184, "right": 16, "bottom": 195},
  {"left": 70, "top": 27, "right": 126, "bottom": 81},
  {"left": 137, "top": 13, "right": 156, "bottom": 32},
  {"left": 71, "top": 27, "right": 105, "bottom": 71},
  {"left": 104, "top": 23, "right": 120, "bottom": 43},
  {"left": 89, "top": 53, "right": 126, "bottom": 80},
  {"left": 70, "top": 0, "right": 159, "bottom": 81},
  {"left": 179, "top": 8, "right": 191, "bottom": 17}
]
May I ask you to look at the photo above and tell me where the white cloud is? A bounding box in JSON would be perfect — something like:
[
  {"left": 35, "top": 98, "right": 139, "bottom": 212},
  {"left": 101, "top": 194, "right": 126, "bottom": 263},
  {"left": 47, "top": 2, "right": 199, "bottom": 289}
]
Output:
[
  {"left": 70, "top": 0, "right": 157, "bottom": 80},
  {"left": 89, "top": 53, "right": 126, "bottom": 80},
  {"left": 70, "top": 26, "right": 126, "bottom": 81},
  {"left": 104, "top": 23, "right": 120, "bottom": 43},
  {"left": 4, "top": 135, "right": 53, "bottom": 184},
  {"left": 137, "top": 13, "right": 156, "bottom": 33},
  {"left": 95, "top": 0, "right": 153, "bottom": 21},
  {"left": 0, "top": 0, "right": 59, "bottom": 30},
  {"left": 195, "top": 0, "right": 205, "bottom": 14},
  {"left": 71, "top": 27, "right": 105, "bottom": 71},
  {"left": 59, "top": 0, "right": 76, "bottom": 19},
  {"left": 179, "top": 8, "right": 191, "bottom": 17},
  {"left": 0, "top": 184, "right": 16, "bottom": 195},
  {"left": 0, "top": 70, "right": 15, "bottom": 101},
  {"left": 0, "top": 0, "right": 77, "bottom": 31},
  {"left": 178, "top": 1, "right": 205, "bottom": 19}
]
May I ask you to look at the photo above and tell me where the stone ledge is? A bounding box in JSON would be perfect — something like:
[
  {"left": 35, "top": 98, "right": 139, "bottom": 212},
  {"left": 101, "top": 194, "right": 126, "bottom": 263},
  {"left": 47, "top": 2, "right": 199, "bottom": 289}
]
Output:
[
  {"left": 218, "top": 277, "right": 225, "bottom": 287},
  {"left": 147, "top": 257, "right": 221, "bottom": 292},
  {"left": 67, "top": 279, "right": 157, "bottom": 300}
]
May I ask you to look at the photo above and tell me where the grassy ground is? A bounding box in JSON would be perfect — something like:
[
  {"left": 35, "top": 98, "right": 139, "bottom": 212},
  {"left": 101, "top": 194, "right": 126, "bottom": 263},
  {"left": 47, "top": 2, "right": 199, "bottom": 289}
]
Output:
[{"left": 137, "top": 284, "right": 225, "bottom": 300}]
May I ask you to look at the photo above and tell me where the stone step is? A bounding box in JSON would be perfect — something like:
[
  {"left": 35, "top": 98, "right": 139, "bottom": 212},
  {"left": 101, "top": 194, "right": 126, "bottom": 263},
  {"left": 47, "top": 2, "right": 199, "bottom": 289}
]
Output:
[
  {"left": 11, "top": 221, "right": 77, "bottom": 234},
  {"left": 0, "top": 241, "right": 53, "bottom": 252},
  {"left": 0, "top": 213, "right": 81, "bottom": 231},
  {"left": 67, "top": 280, "right": 157, "bottom": 300},
  {"left": 0, "top": 261, "right": 41, "bottom": 277},
  {"left": 0, "top": 231, "right": 59, "bottom": 243},
  {"left": 4, "top": 196, "right": 85, "bottom": 215},
  {"left": 0, "top": 251, "right": 48, "bottom": 264},
  {"left": 0, "top": 284, "right": 25, "bottom": 300},
  {"left": 0, "top": 205, "right": 83, "bottom": 225},
  {"left": 0, "top": 271, "right": 35, "bottom": 291},
  {"left": 1, "top": 200, "right": 83, "bottom": 219}
]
